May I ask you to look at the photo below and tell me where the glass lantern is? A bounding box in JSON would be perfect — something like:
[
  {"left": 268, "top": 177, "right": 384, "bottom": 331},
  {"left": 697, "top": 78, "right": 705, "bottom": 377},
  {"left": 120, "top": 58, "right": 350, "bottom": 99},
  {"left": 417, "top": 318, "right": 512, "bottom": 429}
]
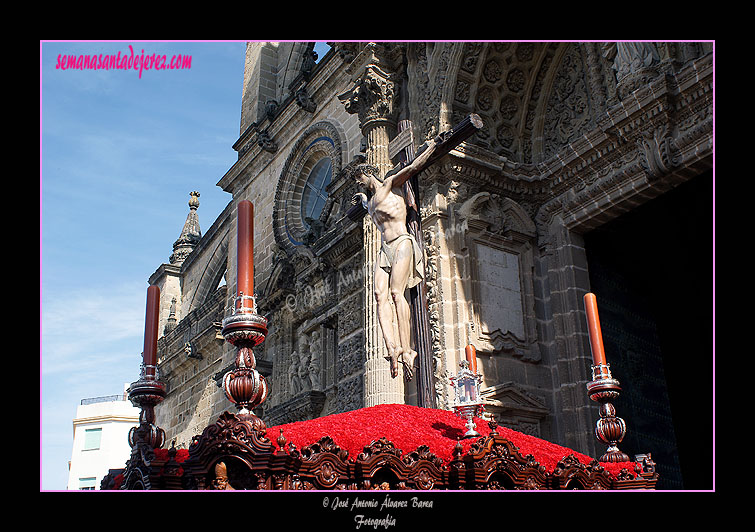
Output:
[{"left": 450, "top": 360, "right": 484, "bottom": 437}]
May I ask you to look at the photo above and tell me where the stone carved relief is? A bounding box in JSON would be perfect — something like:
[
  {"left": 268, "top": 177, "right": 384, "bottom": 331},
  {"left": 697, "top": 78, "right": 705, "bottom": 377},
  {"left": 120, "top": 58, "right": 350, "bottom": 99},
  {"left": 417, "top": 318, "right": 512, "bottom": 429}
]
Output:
[
  {"left": 335, "top": 374, "right": 363, "bottom": 413},
  {"left": 286, "top": 327, "right": 327, "bottom": 398},
  {"left": 308, "top": 329, "right": 322, "bottom": 390},
  {"left": 480, "top": 382, "right": 548, "bottom": 438},
  {"left": 295, "top": 87, "right": 316, "bottom": 113},
  {"left": 460, "top": 42, "right": 484, "bottom": 74},
  {"left": 451, "top": 42, "right": 555, "bottom": 162},
  {"left": 542, "top": 44, "right": 595, "bottom": 161},
  {"left": 297, "top": 347, "right": 311, "bottom": 393},
  {"left": 421, "top": 224, "right": 447, "bottom": 409},
  {"left": 447, "top": 42, "right": 629, "bottom": 165},
  {"left": 636, "top": 123, "right": 681, "bottom": 181},
  {"left": 532, "top": 51, "right": 712, "bottom": 250},
  {"left": 457, "top": 192, "right": 540, "bottom": 362},
  {"left": 602, "top": 42, "right": 661, "bottom": 99},
  {"left": 337, "top": 332, "right": 364, "bottom": 381},
  {"left": 407, "top": 43, "right": 439, "bottom": 142},
  {"left": 333, "top": 292, "right": 361, "bottom": 343},
  {"left": 266, "top": 323, "right": 330, "bottom": 426},
  {"left": 288, "top": 349, "right": 303, "bottom": 396}
]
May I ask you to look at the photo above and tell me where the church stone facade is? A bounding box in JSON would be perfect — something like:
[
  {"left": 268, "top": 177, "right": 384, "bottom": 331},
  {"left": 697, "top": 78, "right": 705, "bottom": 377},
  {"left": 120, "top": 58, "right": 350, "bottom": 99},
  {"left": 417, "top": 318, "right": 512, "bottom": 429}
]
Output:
[{"left": 150, "top": 42, "right": 714, "bottom": 490}]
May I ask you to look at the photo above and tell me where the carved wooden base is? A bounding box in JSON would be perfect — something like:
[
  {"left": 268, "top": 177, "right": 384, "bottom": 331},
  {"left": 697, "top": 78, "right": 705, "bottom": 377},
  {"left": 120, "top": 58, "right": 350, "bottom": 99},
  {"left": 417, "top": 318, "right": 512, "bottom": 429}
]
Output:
[
  {"left": 175, "top": 416, "right": 656, "bottom": 490},
  {"left": 108, "top": 405, "right": 658, "bottom": 490}
]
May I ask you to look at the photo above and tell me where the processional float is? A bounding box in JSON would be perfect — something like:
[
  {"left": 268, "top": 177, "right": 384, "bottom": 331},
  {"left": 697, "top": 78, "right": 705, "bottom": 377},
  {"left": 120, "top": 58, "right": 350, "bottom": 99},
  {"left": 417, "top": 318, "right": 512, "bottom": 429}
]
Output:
[{"left": 111, "top": 132, "right": 654, "bottom": 488}]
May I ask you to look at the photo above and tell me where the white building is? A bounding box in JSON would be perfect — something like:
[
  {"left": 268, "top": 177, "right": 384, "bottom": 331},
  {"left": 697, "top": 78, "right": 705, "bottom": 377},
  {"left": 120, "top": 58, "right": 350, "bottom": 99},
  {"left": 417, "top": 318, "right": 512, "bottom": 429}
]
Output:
[{"left": 67, "top": 388, "right": 139, "bottom": 490}]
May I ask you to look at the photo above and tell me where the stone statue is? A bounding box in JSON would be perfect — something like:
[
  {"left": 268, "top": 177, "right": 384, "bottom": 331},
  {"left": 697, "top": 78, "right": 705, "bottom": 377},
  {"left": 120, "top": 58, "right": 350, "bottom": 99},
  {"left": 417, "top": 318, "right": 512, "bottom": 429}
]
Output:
[
  {"left": 350, "top": 137, "right": 439, "bottom": 378},
  {"left": 601, "top": 42, "right": 660, "bottom": 97},
  {"left": 602, "top": 42, "right": 660, "bottom": 80},
  {"left": 308, "top": 330, "right": 322, "bottom": 390},
  {"left": 298, "top": 345, "right": 311, "bottom": 392},
  {"left": 288, "top": 351, "right": 301, "bottom": 396}
]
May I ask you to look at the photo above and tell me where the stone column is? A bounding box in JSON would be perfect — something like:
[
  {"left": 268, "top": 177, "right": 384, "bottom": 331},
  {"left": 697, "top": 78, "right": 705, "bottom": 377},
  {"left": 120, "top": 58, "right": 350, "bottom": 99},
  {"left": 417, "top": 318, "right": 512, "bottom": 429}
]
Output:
[
  {"left": 535, "top": 211, "right": 598, "bottom": 457},
  {"left": 339, "top": 44, "right": 405, "bottom": 406}
]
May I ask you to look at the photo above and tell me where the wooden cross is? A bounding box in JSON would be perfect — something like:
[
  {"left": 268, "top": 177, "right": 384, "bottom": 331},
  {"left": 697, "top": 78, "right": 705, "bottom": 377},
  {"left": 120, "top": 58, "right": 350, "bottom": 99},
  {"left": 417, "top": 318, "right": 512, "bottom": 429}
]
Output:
[{"left": 347, "top": 114, "right": 483, "bottom": 408}]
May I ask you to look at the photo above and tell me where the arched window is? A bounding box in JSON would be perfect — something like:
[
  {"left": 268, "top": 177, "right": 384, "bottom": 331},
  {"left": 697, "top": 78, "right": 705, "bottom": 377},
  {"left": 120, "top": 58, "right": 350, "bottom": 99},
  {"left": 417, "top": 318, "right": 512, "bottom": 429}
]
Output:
[
  {"left": 273, "top": 122, "right": 344, "bottom": 254},
  {"left": 301, "top": 157, "right": 333, "bottom": 228}
]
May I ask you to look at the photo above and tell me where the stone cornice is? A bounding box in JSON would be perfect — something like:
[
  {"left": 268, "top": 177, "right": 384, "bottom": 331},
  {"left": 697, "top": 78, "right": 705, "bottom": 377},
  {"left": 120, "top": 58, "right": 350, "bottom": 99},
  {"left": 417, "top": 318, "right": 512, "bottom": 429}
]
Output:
[
  {"left": 73, "top": 414, "right": 139, "bottom": 426},
  {"left": 148, "top": 262, "right": 182, "bottom": 285}
]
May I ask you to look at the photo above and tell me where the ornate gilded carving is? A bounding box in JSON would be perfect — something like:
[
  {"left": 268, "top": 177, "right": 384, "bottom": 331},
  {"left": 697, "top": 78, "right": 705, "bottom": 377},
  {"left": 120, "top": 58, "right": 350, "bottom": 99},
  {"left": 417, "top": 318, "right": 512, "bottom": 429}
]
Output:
[{"left": 189, "top": 411, "right": 272, "bottom": 459}]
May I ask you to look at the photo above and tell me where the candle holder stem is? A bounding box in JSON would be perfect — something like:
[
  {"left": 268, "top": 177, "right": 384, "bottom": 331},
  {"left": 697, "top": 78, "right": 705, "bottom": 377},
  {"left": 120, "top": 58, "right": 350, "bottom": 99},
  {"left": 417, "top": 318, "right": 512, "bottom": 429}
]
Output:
[
  {"left": 456, "top": 404, "right": 481, "bottom": 438},
  {"left": 220, "top": 300, "right": 269, "bottom": 431},
  {"left": 595, "top": 402, "right": 629, "bottom": 462},
  {"left": 586, "top": 363, "right": 630, "bottom": 462},
  {"left": 127, "top": 370, "right": 167, "bottom": 450}
]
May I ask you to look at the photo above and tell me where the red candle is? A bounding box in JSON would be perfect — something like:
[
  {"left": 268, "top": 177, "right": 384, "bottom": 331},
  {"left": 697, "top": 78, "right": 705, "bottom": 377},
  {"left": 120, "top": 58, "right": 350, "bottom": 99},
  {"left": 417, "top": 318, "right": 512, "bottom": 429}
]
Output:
[
  {"left": 143, "top": 285, "right": 160, "bottom": 378},
  {"left": 465, "top": 343, "right": 478, "bottom": 374},
  {"left": 236, "top": 201, "right": 254, "bottom": 310},
  {"left": 583, "top": 292, "right": 607, "bottom": 366}
]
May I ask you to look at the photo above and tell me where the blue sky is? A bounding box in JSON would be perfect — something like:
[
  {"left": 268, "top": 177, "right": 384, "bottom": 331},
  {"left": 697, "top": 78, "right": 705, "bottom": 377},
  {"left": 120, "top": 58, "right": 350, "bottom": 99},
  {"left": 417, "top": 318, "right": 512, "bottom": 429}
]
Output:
[{"left": 40, "top": 41, "right": 331, "bottom": 490}]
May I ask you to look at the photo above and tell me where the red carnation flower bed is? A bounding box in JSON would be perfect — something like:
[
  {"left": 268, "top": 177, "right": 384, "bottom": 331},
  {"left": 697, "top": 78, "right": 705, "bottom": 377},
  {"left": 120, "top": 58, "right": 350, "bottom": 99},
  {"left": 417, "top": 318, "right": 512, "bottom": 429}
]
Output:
[
  {"left": 265, "top": 403, "right": 636, "bottom": 478},
  {"left": 154, "top": 447, "right": 191, "bottom": 463}
]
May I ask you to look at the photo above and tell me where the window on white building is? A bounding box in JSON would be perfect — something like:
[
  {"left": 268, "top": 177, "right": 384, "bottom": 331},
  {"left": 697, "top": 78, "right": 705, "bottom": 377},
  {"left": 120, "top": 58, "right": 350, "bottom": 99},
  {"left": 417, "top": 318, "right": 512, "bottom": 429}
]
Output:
[
  {"left": 79, "top": 477, "right": 97, "bottom": 490},
  {"left": 83, "top": 427, "right": 102, "bottom": 450}
]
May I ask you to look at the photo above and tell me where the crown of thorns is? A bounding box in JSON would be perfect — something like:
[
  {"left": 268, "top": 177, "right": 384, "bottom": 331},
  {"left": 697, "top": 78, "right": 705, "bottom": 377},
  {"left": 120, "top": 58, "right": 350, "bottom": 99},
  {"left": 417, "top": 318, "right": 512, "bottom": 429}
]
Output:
[{"left": 348, "top": 163, "right": 383, "bottom": 183}]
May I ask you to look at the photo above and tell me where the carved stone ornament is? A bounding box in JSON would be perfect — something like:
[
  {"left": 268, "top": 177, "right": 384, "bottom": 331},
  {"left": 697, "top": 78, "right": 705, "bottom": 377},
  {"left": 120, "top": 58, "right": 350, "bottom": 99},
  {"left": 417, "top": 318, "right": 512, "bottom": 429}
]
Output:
[
  {"left": 256, "top": 127, "right": 277, "bottom": 153},
  {"left": 338, "top": 64, "right": 398, "bottom": 129},
  {"left": 637, "top": 123, "right": 681, "bottom": 180},
  {"left": 295, "top": 87, "right": 316, "bottom": 113}
]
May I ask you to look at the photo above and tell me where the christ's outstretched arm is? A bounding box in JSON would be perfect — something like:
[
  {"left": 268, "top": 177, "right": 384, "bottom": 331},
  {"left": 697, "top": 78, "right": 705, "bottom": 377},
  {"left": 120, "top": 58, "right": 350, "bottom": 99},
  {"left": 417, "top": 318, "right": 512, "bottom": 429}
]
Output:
[{"left": 387, "top": 137, "right": 439, "bottom": 189}]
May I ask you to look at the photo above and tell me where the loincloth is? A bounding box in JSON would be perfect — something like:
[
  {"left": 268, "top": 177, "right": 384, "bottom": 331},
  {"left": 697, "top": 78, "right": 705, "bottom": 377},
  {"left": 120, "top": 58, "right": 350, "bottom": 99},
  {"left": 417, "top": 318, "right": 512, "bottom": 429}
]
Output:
[{"left": 378, "top": 233, "right": 424, "bottom": 289}]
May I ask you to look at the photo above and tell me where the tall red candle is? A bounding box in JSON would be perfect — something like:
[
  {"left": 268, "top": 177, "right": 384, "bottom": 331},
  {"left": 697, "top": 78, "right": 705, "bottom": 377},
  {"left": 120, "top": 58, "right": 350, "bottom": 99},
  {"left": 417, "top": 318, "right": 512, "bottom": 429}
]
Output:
[
  {"left": 583, "top": 292, "right": 607, "bottom": 366},
  {"left": 236, "top": 201, "right": 254, "bottom": 310},
  {"left": 143, "top": 285, "right": 160, "bottom": 378},
  {"left": 465, "top": 343, "right": 478, "bottom": 374}
]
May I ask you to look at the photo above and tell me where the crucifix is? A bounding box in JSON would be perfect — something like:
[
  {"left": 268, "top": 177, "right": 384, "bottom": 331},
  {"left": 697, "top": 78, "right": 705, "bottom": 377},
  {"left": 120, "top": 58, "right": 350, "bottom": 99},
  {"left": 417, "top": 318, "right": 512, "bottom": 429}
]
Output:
[{"left": 347, "top": 113, "right": 483, "bottom": 409}]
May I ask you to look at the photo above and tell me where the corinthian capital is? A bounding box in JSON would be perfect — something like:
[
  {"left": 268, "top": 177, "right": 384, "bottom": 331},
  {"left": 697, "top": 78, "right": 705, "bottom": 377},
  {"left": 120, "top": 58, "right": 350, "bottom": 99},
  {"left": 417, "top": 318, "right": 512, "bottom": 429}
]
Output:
[{"left": 338, "top": 63, "right": 398, "bottom": 130}]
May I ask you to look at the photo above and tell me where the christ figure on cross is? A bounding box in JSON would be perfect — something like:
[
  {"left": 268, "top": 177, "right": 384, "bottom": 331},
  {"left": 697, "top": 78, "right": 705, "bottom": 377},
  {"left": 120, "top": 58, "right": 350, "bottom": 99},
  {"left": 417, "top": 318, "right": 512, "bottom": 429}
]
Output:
[{"left": 350, "top": 137, "right": 439, "bottom": 379}]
